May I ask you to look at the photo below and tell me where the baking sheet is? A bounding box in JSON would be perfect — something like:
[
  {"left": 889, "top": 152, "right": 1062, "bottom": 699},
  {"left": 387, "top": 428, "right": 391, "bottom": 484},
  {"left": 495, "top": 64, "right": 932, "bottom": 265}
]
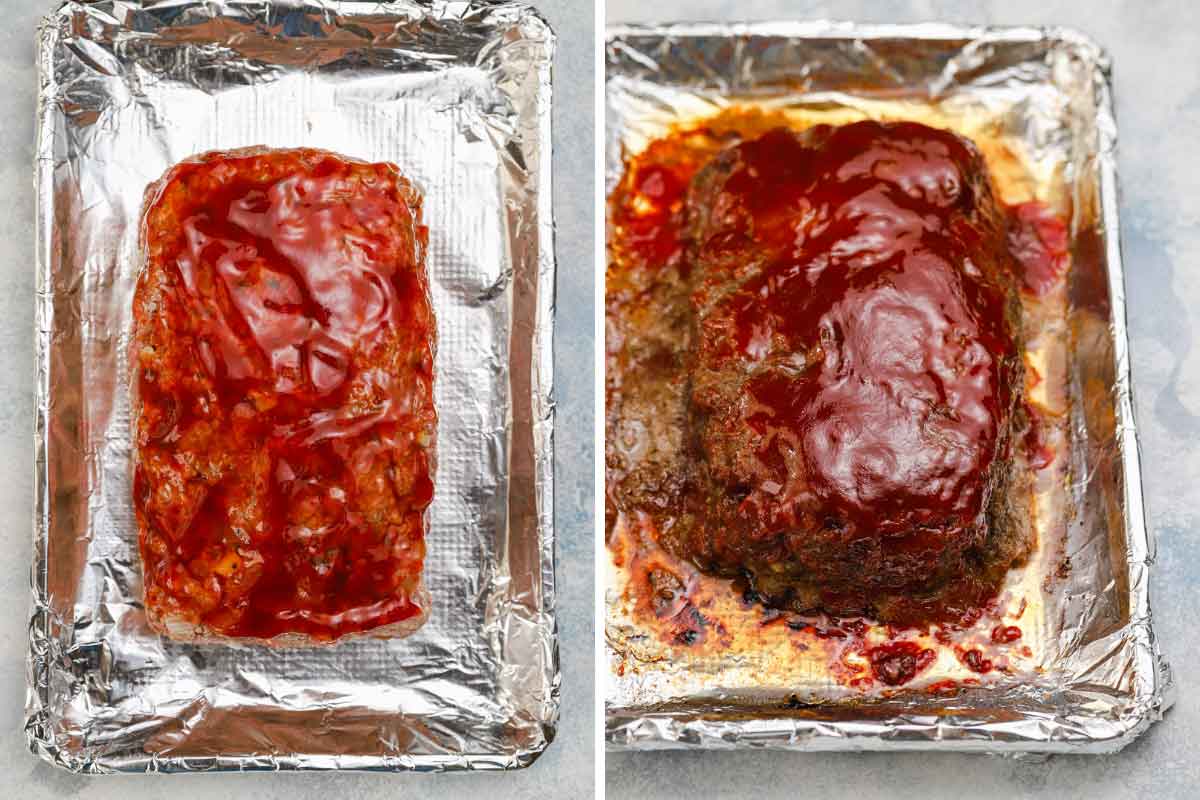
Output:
[
  {"left": 605, "top": 21, "right": 1172, "bottom": 753},
  {"left": 28, "top": 0, "right": 557, "bottom": 773}
]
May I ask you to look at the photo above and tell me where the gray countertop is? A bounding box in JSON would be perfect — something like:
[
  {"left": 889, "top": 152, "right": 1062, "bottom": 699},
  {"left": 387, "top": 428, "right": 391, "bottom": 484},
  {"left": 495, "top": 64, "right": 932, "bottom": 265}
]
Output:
[
  {"left": 605, "top": 0, "right": 1196, "bottom": 798},
  {"left": 0, "top": 0, "right": 594, "bottom": 797}
]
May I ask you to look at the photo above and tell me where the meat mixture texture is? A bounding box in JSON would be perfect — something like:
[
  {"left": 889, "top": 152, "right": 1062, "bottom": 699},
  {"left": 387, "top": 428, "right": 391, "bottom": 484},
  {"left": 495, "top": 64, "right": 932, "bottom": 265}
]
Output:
[
  {"left": 133, "top": 148, "right": 436, "bottom": 643},
  {"left": 607, "top": 120, "right": 1033, "bottom": 624}
]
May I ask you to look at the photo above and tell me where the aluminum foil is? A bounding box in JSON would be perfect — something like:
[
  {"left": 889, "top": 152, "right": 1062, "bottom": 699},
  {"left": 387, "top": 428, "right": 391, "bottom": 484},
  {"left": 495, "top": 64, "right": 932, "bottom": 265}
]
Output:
[
  {"left": 605, "top": 21, "right": 1173, "bottom": 754},
  {"left": 29, "top": 0, "right": 556, "bottom": 773}
]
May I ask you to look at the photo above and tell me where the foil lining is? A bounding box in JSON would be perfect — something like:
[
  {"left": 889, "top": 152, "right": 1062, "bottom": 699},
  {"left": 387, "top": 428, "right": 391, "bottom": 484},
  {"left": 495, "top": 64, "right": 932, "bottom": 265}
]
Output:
[
  {"left": 605, "top": 21, "right": 1173, "bottom": 754},
  {"left": 29, "top": 0, "right": 557, "bottom": 773}
]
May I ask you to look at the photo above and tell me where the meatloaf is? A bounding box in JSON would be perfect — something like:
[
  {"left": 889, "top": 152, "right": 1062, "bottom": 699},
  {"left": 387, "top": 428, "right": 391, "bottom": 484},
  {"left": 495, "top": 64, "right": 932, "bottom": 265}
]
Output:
[
  {"left": 608, "top": 120, "right": 1034, "bottom": 623},
  {"left": 132, "top": 148, "right": 436, "bottom": 644}
]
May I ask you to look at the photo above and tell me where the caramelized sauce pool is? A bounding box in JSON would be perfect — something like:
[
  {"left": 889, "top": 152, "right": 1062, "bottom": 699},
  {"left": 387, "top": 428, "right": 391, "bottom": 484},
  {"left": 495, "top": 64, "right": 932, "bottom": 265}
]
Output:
[
  {"left": 134, "top": 149, "right": 436, "bottom": 641},
  {"left": 867, "top": 641, "right": 937, "bottom": 687}
]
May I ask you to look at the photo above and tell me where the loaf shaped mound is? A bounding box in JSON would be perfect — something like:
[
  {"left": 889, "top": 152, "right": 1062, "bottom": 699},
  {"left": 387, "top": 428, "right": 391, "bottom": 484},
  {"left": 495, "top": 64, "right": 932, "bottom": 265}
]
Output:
[
  {"left": 133, "top": 148, "right": 436, "bottom": 644},
  {"left": 670, "top": 122, "right": 1031, "bottom": 619}
]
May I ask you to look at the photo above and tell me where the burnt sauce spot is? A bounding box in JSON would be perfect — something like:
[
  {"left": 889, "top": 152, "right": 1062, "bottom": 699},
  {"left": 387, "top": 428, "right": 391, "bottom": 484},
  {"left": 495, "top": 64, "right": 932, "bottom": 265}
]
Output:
[
  {"left": 959, "top": 648, "right": 994, "bottom": 674},
  {"left": 991, "top": 625, "right": 1022, "bottom": 644},
  {"left": 867, "top": 641, "right": 937, "bottom": 686}
]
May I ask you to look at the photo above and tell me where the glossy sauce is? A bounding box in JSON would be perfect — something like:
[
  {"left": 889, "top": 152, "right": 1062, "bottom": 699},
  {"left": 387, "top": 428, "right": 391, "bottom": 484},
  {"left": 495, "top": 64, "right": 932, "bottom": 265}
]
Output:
[
  {"left": 608, "top": 113, "right": 1067, "bottom": 682},
  {"left": 866, "top": 641, "right": 937, "bottom": 687},
  {"left": 958, "top": 648, "right": 995, "bottom": 674},
  {"left": 1008, "top": 201, "right": 1070, "bottom": 296},
  {"left": 701, "top": 126, "right": 1012, "bottom": 544},
  {"left": 610, "top": 162, "right": 690, "bottom": 269},
  {"left": 991, "top": 625, "right": 1023, "bottom": 644},
  {"left": 134, "top": 149, "right": 436, "bottom": 641},
  {"left": 676, "top": 121, "right": 1029, "bottom": 622}
]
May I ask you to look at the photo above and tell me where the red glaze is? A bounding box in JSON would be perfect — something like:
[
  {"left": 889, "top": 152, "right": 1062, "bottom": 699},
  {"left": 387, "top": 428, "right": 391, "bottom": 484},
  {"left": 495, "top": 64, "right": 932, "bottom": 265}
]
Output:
[
  {"left": 867, "top": 641, "right": 937, "bottom": 686},
  {"left": 608, "top": 132, "right": 724, "bottom": 274},
  {"left": 991, "top": 625, "right": 1023, "bottom": 644},
  {"left": 785, "top": 617, "right": 869, "bottom": 639},
  {"left": 1009, "top": 201, "right": 1070, "bottom": 296},
  {"left": 612, "top": 164, "right": 690, "bottom": 268},
  {"left": 134, "top": 149, "right": 436, "bottom": 641},
  {"left": 959, "top": 648, "right": 994, "bottom": 674}
]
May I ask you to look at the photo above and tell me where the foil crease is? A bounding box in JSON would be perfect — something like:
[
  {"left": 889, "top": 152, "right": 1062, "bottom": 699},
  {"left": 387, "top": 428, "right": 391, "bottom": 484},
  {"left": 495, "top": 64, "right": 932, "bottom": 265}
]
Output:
[
  {"left": 29, "top": 0, "right": 557, "bottom": 773},
  {"left": 605, "top": 21, "right": 1172, "bottom": 754}
]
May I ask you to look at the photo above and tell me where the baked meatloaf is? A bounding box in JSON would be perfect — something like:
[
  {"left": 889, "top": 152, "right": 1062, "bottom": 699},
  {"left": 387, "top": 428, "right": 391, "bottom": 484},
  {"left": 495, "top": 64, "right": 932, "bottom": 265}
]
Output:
[
  {"left": 133, "top": 148, "right": 436, "bottom": 644},
  {"left": 609, "top": 120, "right": 1033, "bottom": 623}
]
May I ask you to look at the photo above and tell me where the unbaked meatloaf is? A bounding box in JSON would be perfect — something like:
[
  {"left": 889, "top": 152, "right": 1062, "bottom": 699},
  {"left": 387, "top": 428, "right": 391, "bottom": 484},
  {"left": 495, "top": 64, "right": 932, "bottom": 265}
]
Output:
[
  {"left": 608, "top": 120, "right": 1034, "bottom": 623},
  {"left": 132, "top": 148, "right": 436, "bottom": 644}
]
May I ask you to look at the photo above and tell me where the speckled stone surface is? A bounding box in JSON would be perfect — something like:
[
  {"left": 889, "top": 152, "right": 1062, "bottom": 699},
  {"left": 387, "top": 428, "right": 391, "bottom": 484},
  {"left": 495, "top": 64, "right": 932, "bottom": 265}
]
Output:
[
  {"left": 604, "top": 1, "right": 1195, "bottom": 798},
  {"left": 1, "top": 0, "right": 594, "bottom": 796}
]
